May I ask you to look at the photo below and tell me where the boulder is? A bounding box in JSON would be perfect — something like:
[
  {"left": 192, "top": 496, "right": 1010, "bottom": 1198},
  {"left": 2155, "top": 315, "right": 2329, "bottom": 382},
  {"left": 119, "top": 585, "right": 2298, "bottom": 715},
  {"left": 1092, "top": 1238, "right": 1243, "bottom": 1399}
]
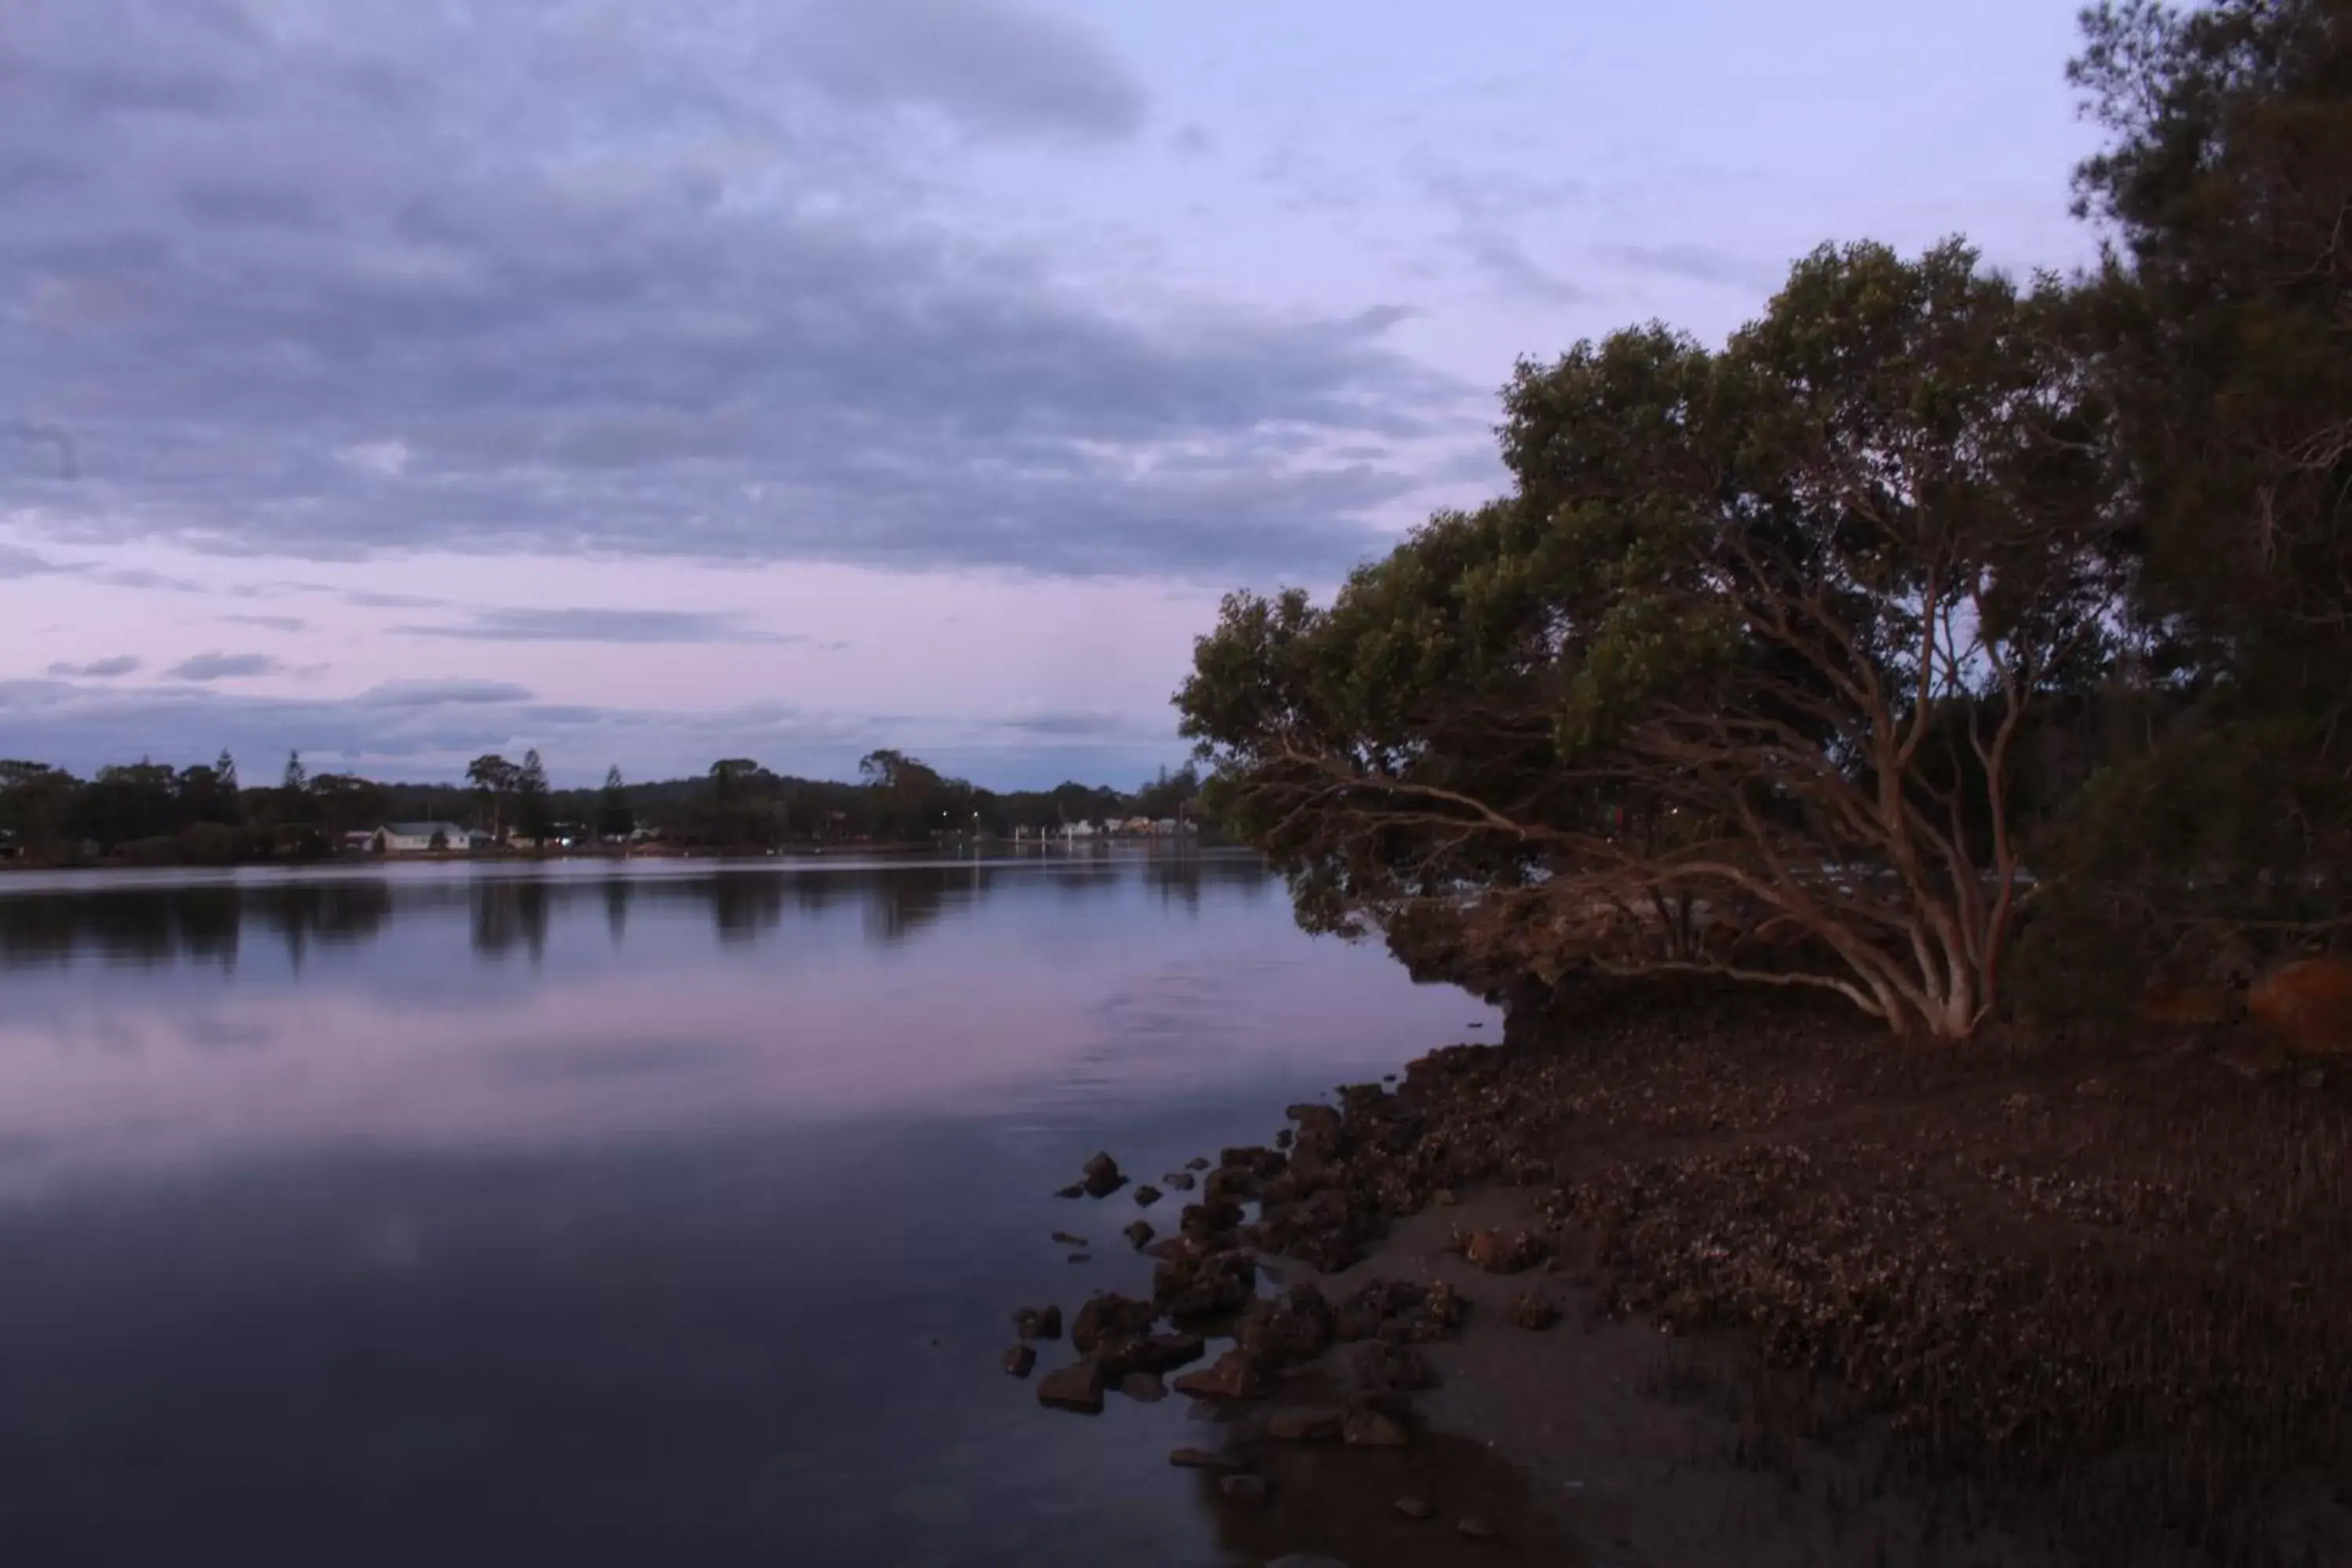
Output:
[
  {"left": 1236, "top": 1283, "right": 1334, "bottom": 1368},
  {"left": 1154, "top": 1247, "right": 1256, "bottom": 1319},
  {"left": 1462, "top": 1228, "right": 1548, "bottom": 1274},
  {"left": 1050, "top": 1230, "right": 1088, "bottom": 1247},
  {"left": 1071, "top": 1292, "right": 1160, "bottom": 1353},
  {"left": 1132, "top": 1184, "right": 1163, "bottom": 1208},
  {"left": 1001, "top": 1344, "right": 1036, "bottom": 1377},
  {"left": 1342, "top": 1407, "right": 1409, "bottom": 1446},
  {"left": 2249, "top": 957, "right": 2352, "bottom": 1056},
  {"left": 1054, "top": 1183, "right": 1086, "bottom": 1199},
  {"left": 1081, "top": 1151, "right": 1127, "bottom": 1198},
  {"left": 1348, "top": 1340, "right": 1437, "bottom": 1393},
  {"left": 1123, "top": 1220, "right": 1156, "bottom": 1251},
  {"left": 1036, "top": 1358, "right": 1104, "bottom": 1414},
  {"left": 1171, "top": 1349, "right": 1265, "bottom": 1401},
  {"left": 1012, "top": 1304, "right": 1063, "bottom": 1341},
  {"left": 1218, "top": 1473, "right": 1269, "bottom": 1504},
  {"left": 1120, "top": 1372, "right": 1168, "bottom": 1403}
]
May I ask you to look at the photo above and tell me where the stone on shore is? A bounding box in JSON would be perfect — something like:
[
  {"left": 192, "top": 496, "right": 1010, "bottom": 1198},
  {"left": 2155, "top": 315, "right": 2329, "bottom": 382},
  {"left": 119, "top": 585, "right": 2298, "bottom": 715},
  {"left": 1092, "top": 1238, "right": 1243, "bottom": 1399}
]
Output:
[
  {"left": 1462, "top": 1228, "right": 1549, "bottom": 1274},
  {"left": 1184, "top": 1156, "right": 1211, "bottom": 1171},
  {"left": 1218, "top": 1473, "right": 1268, "bottom": 1503},
  {"left": 1342, "top": 1407, "right": 1409, "bottom": 1446},
  {"left": 1054, "top": 1183, "right": 1085, "bottom": 1199},
  {"left": 1036, "top": 1358, "right": 1104, "bottom": 1414},
  {"left": 1123, "top": 1219, "right": 1155, "bottom": 1250},
  {"left": 1132, "top": 1184, "right": 1162, "bottom": 1207},
  {"left": 1050, "top": 1230, "right": 1087, "bottom": 1247},
  {"left": 1508, "top": 1290, "right": 1561, "bottom": 1330},
  {"left": 1012, "top": 1304, "right": 1063, "bottom": 1341},
  {"left": 1001, "top": 1344, "right": 1036, "bottom": 1377},
  {"left": 1071, "top": 1292, "right": 1160, "bottom": 1353},
  {"left": 1456, "top": 1515, "right": 1496, "bottom": 1539},
  {"left": 1080, "top": 1151, "right": 1127, "bottom": 1197},
  {"left": 1394, "top": 1496, "right": 1433, "bottom": 1520},
  {"left": 1120, "top": 1371, "right": 1168, "bottom": 1403},
  {"left": 1171, "top": 1349, "right": 1265, "bottom": 1401}
]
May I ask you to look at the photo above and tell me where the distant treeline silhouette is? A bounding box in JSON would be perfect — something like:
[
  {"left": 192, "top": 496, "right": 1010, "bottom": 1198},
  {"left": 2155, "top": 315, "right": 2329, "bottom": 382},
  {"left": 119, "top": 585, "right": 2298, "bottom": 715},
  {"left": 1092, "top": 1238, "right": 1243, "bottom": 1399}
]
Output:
[{"left": 0, "top": 747, "right": 1206, "bottom": 866}]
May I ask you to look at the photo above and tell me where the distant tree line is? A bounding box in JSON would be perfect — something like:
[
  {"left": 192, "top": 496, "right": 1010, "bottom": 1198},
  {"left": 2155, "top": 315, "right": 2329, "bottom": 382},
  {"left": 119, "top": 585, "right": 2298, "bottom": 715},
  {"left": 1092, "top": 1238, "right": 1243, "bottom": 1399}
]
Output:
[
  {"left": 0, "top": 746, "right": 1203, "bottom": 866},
  {"left": 1178, "top": 0, "right": 2352, "bottom": 1040}
]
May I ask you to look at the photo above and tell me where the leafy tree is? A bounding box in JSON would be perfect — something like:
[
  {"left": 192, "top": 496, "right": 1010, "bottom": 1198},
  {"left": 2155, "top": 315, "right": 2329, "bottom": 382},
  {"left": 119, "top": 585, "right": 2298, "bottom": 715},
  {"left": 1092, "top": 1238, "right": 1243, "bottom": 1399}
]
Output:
[
  {"left": 466, "top": 753, "right": 519, "bottom": 840},
  {"left": 2049, "top": 0, "right": 2352, "bottom": 951},
  {"left": 597, "top": 765, "right": 634, "bottom": 840},
  {"left": 517, "top": 750, "right": 552, "bottom": 844},
  {"left": 1182, "top": 242, "right": 2116, "bottom": 1040}
]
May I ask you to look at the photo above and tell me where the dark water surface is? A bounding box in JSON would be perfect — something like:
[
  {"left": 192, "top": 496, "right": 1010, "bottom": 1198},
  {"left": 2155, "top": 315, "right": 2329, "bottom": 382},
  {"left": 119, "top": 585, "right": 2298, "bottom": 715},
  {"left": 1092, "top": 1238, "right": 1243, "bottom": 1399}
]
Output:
[{"left": 0, "top": 852, "right": 1497, "bottom": 1566}]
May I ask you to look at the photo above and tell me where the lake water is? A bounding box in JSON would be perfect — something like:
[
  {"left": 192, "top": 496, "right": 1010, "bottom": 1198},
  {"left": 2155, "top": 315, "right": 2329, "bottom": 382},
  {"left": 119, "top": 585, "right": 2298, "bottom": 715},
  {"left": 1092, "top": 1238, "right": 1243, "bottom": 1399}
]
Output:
[{"left": 0, "top": 851, "right": 1497, "bottom": 1566}]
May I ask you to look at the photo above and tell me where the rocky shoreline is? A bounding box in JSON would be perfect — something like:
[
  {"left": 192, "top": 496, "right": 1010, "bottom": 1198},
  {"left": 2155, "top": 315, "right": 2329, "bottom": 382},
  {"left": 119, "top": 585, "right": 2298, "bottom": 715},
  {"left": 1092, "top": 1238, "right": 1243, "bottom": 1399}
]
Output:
[{"left": 1005, "top": 979, "right": 2352, "bottom": 1567}]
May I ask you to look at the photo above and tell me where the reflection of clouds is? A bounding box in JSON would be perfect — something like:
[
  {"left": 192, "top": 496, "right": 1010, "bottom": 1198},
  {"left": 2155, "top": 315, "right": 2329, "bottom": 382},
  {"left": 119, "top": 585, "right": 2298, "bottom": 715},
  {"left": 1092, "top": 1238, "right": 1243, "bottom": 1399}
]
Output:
[{"left": 0, "top": 857, "right": 1494, "bottom": 1200}]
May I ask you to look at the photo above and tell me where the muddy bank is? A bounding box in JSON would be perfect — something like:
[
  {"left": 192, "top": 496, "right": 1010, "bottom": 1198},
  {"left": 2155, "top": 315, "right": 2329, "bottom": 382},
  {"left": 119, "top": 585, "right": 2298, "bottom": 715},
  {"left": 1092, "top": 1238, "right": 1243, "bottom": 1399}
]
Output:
[{"left": 1018, "top": 983, "right": 2352, "bottom": 1566}]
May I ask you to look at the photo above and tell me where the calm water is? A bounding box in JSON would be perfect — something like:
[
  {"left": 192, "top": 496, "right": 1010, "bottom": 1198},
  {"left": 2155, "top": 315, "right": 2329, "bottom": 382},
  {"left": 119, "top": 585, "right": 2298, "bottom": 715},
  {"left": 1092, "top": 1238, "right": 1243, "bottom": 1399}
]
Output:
[{"left": 0, "top": 851, "right": 1495, "bottom": 1566}]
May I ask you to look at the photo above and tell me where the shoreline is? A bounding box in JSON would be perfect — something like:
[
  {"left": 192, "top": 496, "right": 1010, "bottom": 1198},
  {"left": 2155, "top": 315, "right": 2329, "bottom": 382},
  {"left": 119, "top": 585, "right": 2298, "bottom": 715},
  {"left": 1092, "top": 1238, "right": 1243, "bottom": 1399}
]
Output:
[{"left": 1022, "top": 983, "right": 2352, "bottom": 1567}]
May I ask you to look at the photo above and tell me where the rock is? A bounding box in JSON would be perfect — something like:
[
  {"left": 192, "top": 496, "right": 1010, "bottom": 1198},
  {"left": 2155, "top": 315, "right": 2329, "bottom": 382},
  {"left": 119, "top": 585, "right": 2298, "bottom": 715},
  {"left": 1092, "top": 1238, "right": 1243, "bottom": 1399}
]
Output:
[
  {"left": 1096, "top": 1330, "right": 1207, "bottom": 1380},
  {"left": 1132, "top": 1184, "right": 1163, "bottom": 1208},
  {"left": 1167, "top": 1446, "right": 1243, "bottom": 1472},
  {"left": 1463, "top": 1228, "right": 1548, "bottom": 1274},
  {"left": 1342, "top": 1407, "right": 1409, "bottom": 1446},
  {"left": 1051, "top": 1230, "right": 1088, "bottom": 1247},
  {"left": 1172, "top": 1349, "right": 1265, "bottom": 1401},
  {"left": 1154, "top": 1247, "right": 1256, "bottom": 1319},
  {"left": 1274, "top": 1127, "right": 1294, "bottom": 1149},
  {"left": 1348, "top": 1340, "right": 1437, "bottom": 1393},
  {"left": 1081, "top": 1151, "right": 1128, "bottom": 1198},
  {"left": 1012, "top": 1305, "right": 1063, "bottom": 1341},
  {"left": 1072, "top": 1292, "right": 1160, "bottom": 1353},
  {"left": 1435, "top": 1189, "right": 1457, "bottom": 1207},
  {"left": 1220, "top": 1145, "right": 1288, "bottom": 1178},
  {"left": 1393, "top": 1496, "right": 1433, "bottom": 1520},
  {"left": 1218, "top": 1472, "right": 1269, "bottom": 1504},
  {"left": 1185, "top": 1156, "right": 1211, "bottom": 1171},
  {"left": 1002, "top": 1344, "right": 1036, "bottom": 1377},
  {"left": 1036, "top": 1358, "right": 1104, "bottom": 1414},
  {"left": 1179, "top": 1198, "right": 1247, "bottom": 1241},
  {"left": 1120, "top": 1372, "right": 1168, "bottom": 1403},
  {"left": 1165, "top": 1171, "right": 1198, "bottom": 1192},
  {"left": 2249, "top": 957, "right": 2352, "bottom": 1056},
  {"left": 1507, "top": 1291, "right": 1561, "bottom": 1331},
  {"left": 1267, "top": 1405, "right": 1347, "bottom": 1441},
  {"left": 1066, "top": 1252, "right": 1090, "bottom": 1264},
  {"left": 1236, "top": 1283, "right": 1334, "bottom": 1368},
  {"left": 1456, "top": 1515, "right": 1495, "bottom": 1539},
  {"left": 1123, "top": 1220, "right": 1156, "bottom": 1251}
]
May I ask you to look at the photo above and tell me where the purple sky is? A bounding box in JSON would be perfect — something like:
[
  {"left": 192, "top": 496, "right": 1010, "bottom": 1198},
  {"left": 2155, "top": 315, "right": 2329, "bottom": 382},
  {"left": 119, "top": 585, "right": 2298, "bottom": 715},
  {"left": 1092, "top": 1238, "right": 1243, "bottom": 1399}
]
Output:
[{"left": 2, "top": 0, "right": 2100, "bottom": 789}]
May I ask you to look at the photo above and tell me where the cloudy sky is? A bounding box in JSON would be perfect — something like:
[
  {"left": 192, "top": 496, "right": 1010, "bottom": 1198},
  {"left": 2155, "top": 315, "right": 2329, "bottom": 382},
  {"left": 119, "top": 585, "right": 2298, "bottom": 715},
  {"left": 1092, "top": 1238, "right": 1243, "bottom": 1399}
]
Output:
[{"left": 2, "top": 0, "right": 2100, "bottom": 789}]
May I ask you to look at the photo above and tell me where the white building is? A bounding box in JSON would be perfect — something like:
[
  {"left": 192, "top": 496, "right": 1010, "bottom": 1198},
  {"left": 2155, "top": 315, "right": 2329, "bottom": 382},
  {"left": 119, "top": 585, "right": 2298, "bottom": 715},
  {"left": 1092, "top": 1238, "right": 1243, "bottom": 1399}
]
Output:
[{"left": 368, "top": 822, "right": 478, "bottom": 855}]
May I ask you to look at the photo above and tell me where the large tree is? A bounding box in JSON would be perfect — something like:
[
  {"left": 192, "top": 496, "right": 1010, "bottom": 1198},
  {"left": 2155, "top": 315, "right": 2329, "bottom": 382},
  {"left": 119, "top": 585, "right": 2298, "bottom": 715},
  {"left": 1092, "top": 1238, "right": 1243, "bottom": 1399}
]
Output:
[
  {"left": 1182, "top": 242, "right": 2116, "bottom": 1040},
  {"left": 2056, "top": 0, "right": 2352, "bottom": 940}
]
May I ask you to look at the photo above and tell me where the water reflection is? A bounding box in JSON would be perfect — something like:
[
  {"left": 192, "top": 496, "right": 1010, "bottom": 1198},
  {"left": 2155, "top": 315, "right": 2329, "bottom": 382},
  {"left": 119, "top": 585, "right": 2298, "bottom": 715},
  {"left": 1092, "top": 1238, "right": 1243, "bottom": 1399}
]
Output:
[
  {"left": 0, "top": 852, "right": 1499, "bottom": 1567},
  {"left": 0, "top": 851, "right": 1266, "bottom": 971}
]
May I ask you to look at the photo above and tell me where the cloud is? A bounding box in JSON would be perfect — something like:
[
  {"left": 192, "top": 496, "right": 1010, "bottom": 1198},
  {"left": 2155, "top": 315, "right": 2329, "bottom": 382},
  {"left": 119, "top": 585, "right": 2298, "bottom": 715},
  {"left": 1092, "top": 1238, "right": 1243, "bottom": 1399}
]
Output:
[
  {"left": 3, "top": 419, "right": 79, "bottom": 478},
  {"left": 0, "top": 543, "right": 63, "bottom": 579},
  {"left": 786, "top": 0, "right": 1148, "bottom": 140},
  {"left": 221, "top": 612, "right": 305, "bottom": 632},
  {"left": 354, "top": 679, "right": 537, "bottom": 707},
  {"left": 1454, "top": 230, "right": 1584, "bottom": 304},
  {"left": 1600, "top": 242, "right": 1781, "bottom": 292},
  {"left": 45, "top": 655, "right": 140, "bottom": 679},
  {"left": 390, "top": 608, "right": 797, "bottom": 644},
  {"left": 165, "top": 652, "right": 284, "bottom": 681},
  {"left": 343, "top": 590, "right": 448, "bottom": 609},
  {"left": 0, "top": 0, "right": 1457, "bottom": 583}
]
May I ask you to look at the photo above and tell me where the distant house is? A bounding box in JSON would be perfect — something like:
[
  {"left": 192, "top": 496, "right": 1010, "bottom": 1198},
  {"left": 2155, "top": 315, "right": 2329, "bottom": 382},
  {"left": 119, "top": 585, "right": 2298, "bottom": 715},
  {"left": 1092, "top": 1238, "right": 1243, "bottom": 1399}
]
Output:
[{"left": 368, "top": 822, "right": 478, "bottom": 855}]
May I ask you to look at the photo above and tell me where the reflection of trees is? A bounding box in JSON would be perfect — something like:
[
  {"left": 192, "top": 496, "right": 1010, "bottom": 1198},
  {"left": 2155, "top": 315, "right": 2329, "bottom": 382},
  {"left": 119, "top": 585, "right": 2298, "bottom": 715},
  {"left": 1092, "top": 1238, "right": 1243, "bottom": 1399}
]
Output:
[
  {"left": 710, "top": 873, "right": 785, "bottom": 944},
  {"left": 256, "top": 882, "right": 394, "bottom": 970},
  {"left": 469, "top": 877, "right": 550, "bottom": 963},
  {"left": 601, "top": 875, "right": 632, "bottom": 948},
  {"left": 0, "top": 852, "right": 1286, "bottom": 971}
]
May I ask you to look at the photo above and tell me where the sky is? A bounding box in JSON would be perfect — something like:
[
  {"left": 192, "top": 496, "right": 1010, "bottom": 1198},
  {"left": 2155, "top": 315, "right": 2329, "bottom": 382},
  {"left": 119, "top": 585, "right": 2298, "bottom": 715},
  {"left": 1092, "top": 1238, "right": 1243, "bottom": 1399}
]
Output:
[{"left": 2, "top": 0, "right": 2104, "bottom": 789}]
